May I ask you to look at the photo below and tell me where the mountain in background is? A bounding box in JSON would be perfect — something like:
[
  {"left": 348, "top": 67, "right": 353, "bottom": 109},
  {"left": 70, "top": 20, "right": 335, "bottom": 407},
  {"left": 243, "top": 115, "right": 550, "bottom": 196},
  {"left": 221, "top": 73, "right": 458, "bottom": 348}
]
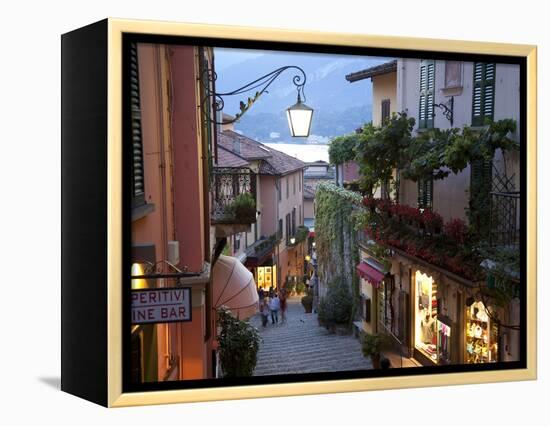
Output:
[{"left": 214, "top": 49, "right": 388, "bottom": 142}]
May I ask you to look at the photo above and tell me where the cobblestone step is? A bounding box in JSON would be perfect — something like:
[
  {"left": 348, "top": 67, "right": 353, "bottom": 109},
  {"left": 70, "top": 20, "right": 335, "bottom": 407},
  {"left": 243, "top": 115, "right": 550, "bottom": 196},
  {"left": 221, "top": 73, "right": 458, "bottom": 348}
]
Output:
[{"left": 251, "top": 297, "right": 372, "bottom": 376}]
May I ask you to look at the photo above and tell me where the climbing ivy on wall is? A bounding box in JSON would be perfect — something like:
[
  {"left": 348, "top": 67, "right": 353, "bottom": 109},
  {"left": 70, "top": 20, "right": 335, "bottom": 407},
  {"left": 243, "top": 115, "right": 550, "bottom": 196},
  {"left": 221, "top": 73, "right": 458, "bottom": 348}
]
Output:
[{"left": 315, "top": 182, "right": 363, "bottom": 314}]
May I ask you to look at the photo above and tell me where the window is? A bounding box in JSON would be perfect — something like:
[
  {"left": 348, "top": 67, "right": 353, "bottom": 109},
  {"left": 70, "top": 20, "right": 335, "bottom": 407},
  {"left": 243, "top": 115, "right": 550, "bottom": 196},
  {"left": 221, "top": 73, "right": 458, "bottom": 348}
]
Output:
[
  {"left": 299, "top": 173, "right": 302, "bottom": 192},
  {"left": 277, "top": 179, "right": 281, "bottom": 202},
  {"left": 414, "top": 271, "right": 439, "bottom": 363},
  {"left": 292, "top": 208, "right": 296, "bottom": 235},
  {"left": 418, "top": 60, "right": 435, "bottom": 129},
  {"left": 472, "top": 62, "right": 495, "bottom": 126},
  {"left": 444, "top": 61, "right": 462, "bottom": 89},
  {"left": 130, "top": 42, "right": 145, "bottom": 207},
  {"left": 381, "top": 99, "right": 391, "bottom": 123},
  {"left": 278, "top": 219, "right": 283, "bottom": 240},
  {"left": 417, "top": 177, "right": 433, "bottom": 210},
  {"left": 285, "top": 213, "right": 291, "bottom": 243},
  {"left": 293, "top": 175, "right": 296, "bottom": 195}
]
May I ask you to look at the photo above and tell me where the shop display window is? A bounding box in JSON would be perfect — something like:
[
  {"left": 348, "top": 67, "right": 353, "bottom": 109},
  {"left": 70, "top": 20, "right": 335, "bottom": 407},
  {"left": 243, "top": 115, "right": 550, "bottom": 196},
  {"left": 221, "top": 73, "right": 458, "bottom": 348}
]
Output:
[
  {"left": 437, "top": 316, "right": 452, "bottom": 365},
  {"left": 415, "top": 271, "right": 438, "bottom": 363},
  {"left": 466, "top": 301, "right": 499, "bottom": 363}
]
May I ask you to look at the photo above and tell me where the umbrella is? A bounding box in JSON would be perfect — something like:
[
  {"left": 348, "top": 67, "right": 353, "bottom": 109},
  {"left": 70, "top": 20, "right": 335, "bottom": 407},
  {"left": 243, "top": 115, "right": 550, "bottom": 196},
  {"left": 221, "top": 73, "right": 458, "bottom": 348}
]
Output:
[{"left": 213, "top": 255, "right": 259, "bottom": 320}]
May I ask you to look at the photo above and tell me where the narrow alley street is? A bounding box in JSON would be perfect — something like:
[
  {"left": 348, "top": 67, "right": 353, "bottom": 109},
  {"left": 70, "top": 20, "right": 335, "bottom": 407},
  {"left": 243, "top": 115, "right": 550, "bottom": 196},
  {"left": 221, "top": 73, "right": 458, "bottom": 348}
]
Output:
[{"left": 250, "top": 297, "right": 372, "bottom": 376}]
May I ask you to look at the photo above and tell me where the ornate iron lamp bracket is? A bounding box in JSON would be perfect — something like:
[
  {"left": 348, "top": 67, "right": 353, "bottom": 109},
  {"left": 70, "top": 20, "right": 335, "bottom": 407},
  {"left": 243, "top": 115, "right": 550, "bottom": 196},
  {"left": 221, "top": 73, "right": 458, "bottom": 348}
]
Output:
[
  {"left": 200, "top": 65, "right": 307, "bottom": 125},
  {"left": 432, "top": 96, "right": 454, "bottom": 126}
]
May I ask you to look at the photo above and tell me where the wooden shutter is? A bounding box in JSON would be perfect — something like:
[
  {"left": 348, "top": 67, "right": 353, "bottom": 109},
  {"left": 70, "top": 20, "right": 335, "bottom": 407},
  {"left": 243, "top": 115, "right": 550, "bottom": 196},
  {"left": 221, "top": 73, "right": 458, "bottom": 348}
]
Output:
[
  {"left": 419, "top": 60, "right": 435, "bottom": 129},
  {"left": 381, "top": 99, "right": 391, "bottom": 123},
  {"left": 470, "top": 157, "right": 493, "bottom": 233},
  {"left": 472, "top": 63, "right": 495, "bottom": 126},
  {"left": 418, "top": 177, "right": 434, "bottom": 209},
  {"left": 130, "top": 42, "right": 145, "bottom": 207}
]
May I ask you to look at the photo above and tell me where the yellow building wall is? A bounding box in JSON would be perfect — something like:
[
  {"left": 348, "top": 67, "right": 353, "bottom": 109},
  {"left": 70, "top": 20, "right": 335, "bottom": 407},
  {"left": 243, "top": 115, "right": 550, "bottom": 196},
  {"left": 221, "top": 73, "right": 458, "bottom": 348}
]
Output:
[{"left": 371, "top": 72, "right": 397, "bottom": 126}]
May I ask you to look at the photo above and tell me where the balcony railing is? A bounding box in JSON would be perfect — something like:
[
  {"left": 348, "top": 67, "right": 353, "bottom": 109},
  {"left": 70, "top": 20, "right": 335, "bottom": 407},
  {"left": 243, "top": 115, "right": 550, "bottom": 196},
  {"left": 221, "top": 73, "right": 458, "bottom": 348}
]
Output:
[
  {"left": 246, "top": 234, "right": 279, "bottom": 265},
  {"left": 211, "top": 167, "right": 257, "bottom": 225},
  {"left": 490, "top": 191, "right": 520, "bottom": 247}
]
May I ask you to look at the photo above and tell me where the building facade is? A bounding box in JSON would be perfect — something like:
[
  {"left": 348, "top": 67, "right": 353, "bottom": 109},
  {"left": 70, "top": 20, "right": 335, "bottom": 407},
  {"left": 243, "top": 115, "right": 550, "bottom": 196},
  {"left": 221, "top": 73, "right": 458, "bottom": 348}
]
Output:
[
  {"left": 349, "top": 59, "right": 521, "bottom": 366},
  {"left": 130, "top": 44, "right": 216, "bottom": 382},
  {"left": 215, "top": 127, "right": 308, "bottom": 291}
]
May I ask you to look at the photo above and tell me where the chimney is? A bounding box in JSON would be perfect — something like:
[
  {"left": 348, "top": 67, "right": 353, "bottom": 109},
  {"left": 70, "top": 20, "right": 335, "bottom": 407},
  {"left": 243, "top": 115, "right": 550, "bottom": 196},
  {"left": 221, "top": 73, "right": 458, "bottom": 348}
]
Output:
[{"left": 221, "top": 113, "right": 235, "bottom": 131}]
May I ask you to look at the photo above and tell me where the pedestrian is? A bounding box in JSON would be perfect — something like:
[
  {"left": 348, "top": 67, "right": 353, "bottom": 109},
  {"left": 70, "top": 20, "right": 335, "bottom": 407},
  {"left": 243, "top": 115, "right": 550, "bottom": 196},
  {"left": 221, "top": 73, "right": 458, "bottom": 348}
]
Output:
[
  {"left": 279, "top": 290, "right": 287, "bottom": 323},
  {"left": 258, "top": 286, "right": 265, "bottom": 301},
  {"left": 260, "top": 298, "right": 269, "bottom": 327},
  {"left": 268, "top": 285, "right": 274, "bottom": 299},
  {"left": 269, "top": 293, "right": 280, "bottom": 324}
]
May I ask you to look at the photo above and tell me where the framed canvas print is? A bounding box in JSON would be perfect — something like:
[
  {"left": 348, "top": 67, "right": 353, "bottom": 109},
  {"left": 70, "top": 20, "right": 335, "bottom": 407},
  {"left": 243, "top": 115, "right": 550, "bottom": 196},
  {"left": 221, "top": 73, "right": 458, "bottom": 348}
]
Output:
[{"left": 61, "top": 18, "right": 537, "bottom": 407}]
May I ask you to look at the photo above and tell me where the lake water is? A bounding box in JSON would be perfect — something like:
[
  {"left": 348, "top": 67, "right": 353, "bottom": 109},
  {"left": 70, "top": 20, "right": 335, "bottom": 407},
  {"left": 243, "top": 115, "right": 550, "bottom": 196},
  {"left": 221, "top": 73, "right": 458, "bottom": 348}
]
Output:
[{"left": 263, "top": 143, "right": 329, "bottom": 163}]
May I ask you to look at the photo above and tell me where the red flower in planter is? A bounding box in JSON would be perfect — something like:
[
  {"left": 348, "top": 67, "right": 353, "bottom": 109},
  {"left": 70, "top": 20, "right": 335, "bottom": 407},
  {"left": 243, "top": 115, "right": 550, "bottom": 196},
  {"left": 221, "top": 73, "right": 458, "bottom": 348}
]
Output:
[
  {"left": 362, "top": 196, "right": 377, "bottom": 209},
  {"left": 421, "top": 209, "right": 443, "bottom": 232},
  {"left": 377, "top": 198, "right": 393, "bottom": 213},
  {"left": 444, "top": 218, "right": 468, "bottom": 244}
]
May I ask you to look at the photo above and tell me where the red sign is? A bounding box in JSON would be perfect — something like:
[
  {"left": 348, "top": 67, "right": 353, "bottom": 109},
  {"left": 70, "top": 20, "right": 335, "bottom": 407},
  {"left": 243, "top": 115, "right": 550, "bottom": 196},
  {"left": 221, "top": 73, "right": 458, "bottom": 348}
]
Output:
[{"left": 131, "top": 288, "right": 192, "bottom": 324}]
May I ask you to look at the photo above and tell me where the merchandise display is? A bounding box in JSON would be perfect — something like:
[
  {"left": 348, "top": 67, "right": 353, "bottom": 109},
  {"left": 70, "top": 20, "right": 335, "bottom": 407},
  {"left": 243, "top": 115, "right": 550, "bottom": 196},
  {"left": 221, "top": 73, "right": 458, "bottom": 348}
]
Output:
[
  {"left": 415, "top": 271, "right": 440, "bottom": 363},
  {"left": 465, "top": 301, "right": 499, "bottom": 363}
]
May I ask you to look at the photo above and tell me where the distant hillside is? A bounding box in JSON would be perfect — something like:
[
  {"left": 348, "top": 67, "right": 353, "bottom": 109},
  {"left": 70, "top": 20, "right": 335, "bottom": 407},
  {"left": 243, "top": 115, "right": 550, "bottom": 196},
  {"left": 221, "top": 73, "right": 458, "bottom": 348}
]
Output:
[
  {"left": 214, "top": 49, "right": 388, "bottom": 142},
  {"left": 233, "top": 106, "right": 371, "bottom": 143}
]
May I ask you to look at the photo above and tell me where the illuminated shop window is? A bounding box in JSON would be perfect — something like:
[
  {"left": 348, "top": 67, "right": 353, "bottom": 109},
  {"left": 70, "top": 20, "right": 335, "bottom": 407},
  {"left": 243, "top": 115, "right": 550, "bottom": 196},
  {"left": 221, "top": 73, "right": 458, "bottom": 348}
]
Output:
[
  {"left": 466, "top": 301, "right": 499, "bottom": 363},
  {"left": 414, "top": 271, "right": 438, "bottom": 363}
]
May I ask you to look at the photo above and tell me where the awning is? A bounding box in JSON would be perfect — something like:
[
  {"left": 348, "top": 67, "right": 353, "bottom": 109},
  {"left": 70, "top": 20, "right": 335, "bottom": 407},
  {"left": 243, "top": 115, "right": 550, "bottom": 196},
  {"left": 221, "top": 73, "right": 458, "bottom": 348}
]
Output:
[
  {"left": 213, "top": 255, "right": 259, "bottom": 320},
  {"left": 356, "top": 262, "right": 385, "bottom": 287}
]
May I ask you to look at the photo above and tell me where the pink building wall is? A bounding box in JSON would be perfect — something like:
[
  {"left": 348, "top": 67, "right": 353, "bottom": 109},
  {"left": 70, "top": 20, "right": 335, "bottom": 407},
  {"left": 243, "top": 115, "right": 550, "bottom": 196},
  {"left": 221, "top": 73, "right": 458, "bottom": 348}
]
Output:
[
  {"left": 259, "top": 175, "right": 278, "bottom": 236},
  {"left": 169, "top": 45, "right": 205, "bottom": 273}
]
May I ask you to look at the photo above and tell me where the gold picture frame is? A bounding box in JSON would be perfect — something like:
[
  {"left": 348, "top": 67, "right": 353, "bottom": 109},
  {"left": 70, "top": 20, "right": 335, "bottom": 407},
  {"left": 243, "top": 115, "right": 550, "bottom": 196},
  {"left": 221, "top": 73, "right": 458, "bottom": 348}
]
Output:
[{"left": 61, "top": 17, "right": 537, "bottom": 407}]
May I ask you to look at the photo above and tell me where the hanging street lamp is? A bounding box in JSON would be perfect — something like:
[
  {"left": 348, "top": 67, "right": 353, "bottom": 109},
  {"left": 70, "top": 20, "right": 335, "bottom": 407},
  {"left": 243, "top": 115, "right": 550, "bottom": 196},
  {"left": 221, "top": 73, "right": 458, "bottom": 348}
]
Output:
[
  {"left": 201, "top": 65, "right": 314, "bottom": 137},
  {"left": 286, "top": 92, "right": 314, "bottom": 137}
]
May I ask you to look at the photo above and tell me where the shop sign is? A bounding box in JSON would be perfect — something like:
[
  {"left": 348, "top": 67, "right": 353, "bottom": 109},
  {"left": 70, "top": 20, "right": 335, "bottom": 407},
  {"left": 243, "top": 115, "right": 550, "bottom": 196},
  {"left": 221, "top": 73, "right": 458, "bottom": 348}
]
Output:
[{"left": 131, "top": 287, "right": 192, "bottom": 324}]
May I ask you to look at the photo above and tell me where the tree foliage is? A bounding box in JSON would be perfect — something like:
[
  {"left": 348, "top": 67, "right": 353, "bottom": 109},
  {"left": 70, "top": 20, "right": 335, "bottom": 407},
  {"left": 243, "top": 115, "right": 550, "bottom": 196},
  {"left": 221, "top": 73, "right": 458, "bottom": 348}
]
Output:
[{"left": 328, "top": 132, "right": 360, "bottom": 165}]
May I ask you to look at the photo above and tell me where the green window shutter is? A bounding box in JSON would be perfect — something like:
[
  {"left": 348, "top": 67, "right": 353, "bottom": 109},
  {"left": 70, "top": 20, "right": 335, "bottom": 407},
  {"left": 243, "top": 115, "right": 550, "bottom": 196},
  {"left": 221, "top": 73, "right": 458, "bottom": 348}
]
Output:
[
  {"left": 472, "top": 63, "right": 495, "bottom": 126},
  {"left": 130, "top": 42, "right": 145, "bottom": 207},
  {"left": 381, "top": 99, "right": 391, "bottom": 123},
  {"left": 418, "top": 177, "right": 434, "bottom": 209},
  {"left": 419, "top": 60, "right": 435, "bottom": 129},
  {"left": 469, "top": 157, "right": 493, "bottom": 234}
]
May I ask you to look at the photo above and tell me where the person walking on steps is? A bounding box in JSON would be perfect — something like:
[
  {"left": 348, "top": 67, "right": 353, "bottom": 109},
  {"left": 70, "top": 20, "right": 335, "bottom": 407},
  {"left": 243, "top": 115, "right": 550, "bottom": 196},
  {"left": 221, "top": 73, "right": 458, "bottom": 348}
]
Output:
[
  {"left": 279, "top": 289, "right": 287, "bottom": 323},
  {"left": 260, "top": 298, "right": 269, "bottom": 327},
  {"left": 269, "top": 293, "right": 280, "bottom": 324}
]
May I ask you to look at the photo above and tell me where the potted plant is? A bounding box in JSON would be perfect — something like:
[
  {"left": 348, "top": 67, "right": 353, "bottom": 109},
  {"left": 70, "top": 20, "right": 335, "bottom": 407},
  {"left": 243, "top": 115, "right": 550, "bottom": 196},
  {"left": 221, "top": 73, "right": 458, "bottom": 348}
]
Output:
[
  {"left": 224, "top": 192, "right": 256, "bottom": 223},
  {"left": 301, "top": 291, "right": 313, "bottom": 313},
  {"left": 317, "top": 277, "right": 353, "bottom": 334},
  {"left": 285, "top": 281, "right": 295, "bottom": 295},
  {"left": 361, "top": 333, "right": 390, "bottom": 368},
  {"left": 216, "top": 307, "right": 261, "bottom": 377},
  {"left": 295, "top": 282, "right": 306, "bottom": 295}
]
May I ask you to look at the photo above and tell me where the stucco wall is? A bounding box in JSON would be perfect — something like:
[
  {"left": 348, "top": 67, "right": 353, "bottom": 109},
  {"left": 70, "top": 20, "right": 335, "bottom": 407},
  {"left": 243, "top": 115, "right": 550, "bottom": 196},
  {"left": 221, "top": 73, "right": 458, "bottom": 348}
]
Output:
[
  {"left": 304, "top": 198, "right": 314, "bottom": 219},
  {"left": 259, "top": 175, "right": 277, "bottom": 236},
  {"left": 170, "top": 45, "right": 205, "bottom": 272},
  {"left": 397, "top": 58, "right": 520, "bottom": 223},
  {"left": 372, "top": 71, "right": 397, "bottom": 126}
]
